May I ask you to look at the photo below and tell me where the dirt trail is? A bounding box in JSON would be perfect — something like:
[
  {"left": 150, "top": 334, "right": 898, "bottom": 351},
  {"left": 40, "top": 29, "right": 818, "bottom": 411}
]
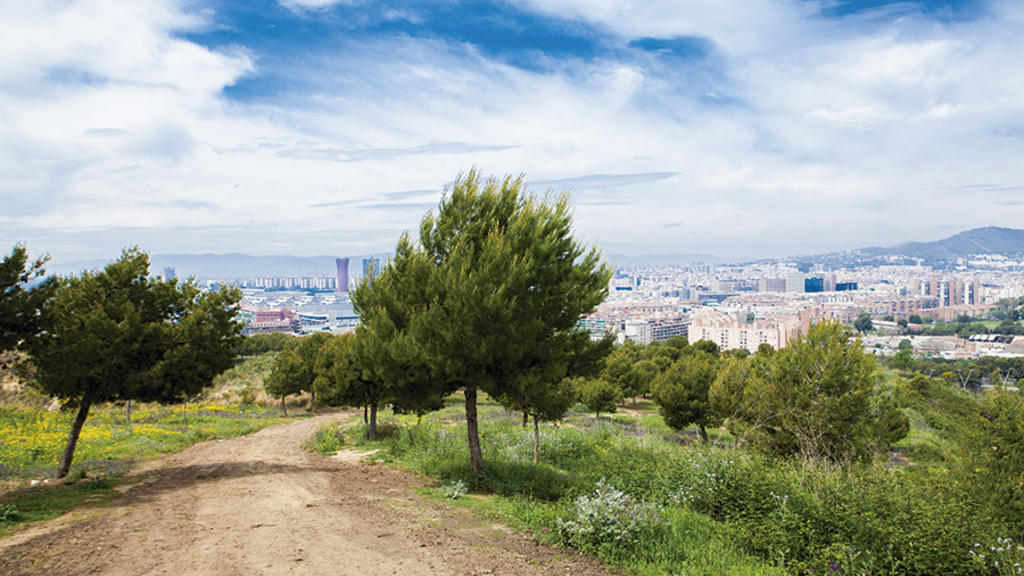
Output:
[{"left": 0, "top": 414, "right": 610, "bottom": 576}]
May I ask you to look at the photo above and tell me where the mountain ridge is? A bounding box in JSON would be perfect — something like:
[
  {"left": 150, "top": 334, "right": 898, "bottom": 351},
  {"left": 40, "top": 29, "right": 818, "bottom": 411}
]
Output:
[{"left": 47, "top": 227, "right": 1024, "bottom": 277}]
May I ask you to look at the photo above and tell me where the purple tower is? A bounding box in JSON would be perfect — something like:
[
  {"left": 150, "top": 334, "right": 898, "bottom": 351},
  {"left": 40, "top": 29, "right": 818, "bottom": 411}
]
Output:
[{"left": 335, "top": 257, "right": 350, "bottom": 293}]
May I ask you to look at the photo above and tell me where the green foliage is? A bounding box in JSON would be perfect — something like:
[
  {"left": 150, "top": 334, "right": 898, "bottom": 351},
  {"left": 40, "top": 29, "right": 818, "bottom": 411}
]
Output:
[
  {"left": 0, "top": 403, "right": 292, "bottom": 480},
  {"left": 439, "top": 479, "right": 468, "bottom": 500},
  {"left": 350, "top": 239, "right": 437, "bottom": 437},
  {"left": 738, "top": 321, "right": 908, "bottom": 462},
  {"left": 603, "top": 342, "right": 641, "bottom": 398},
  {"left": 264, "top": 332, "right": 330, "bottom": 405},
  {"left": 366, "top": 169, "right": 612, "bottom": 474},
  {"left": 234, "top": 333, "right": 297, "bottom": 356},
  {"left": 307, "top": 422, "right": 345, "bottom": 455},
  {"left": 966, "top": 390, "right": 1024, "bottom": 526},
  {"left": 708, "top": 356, "right": 760, "bottom": 429},
  {"left": 362, "top": 398, "right": 1014, "bottom": 576},
  {"left": 0, "top": 503, "right": 19, "bottom": 524},
  {"left": 1, "top": 244, "right": 56, "bottom": 352},
  {"left": 892, "top": 347, "right": 915, "bottom": 371},
  {"left": 0, "top": 243, "right": 55, "bottom": 356},
  {"left": 854, "top": 312, "right": 874, "bottom": 334},
  {"left": 0, "top": 476, "right": 120, "bottom": 537},
  {"left": 891, "top": 373, "right": 985, "bottom": 464},
  {"left": 576, "top": 378, "right": 621, "bottom": 417},
  {"left": 651, "top": 351, "right": 719, "bottom": 442},
  {"left": 24, "top": 248, "right": 243, "bottom": 477},
  {"left": 691, "top": 339, "right": 721, "bottom": 356},
  {"left": 556, "top": 478, "right": 662, "bottom": 555}
]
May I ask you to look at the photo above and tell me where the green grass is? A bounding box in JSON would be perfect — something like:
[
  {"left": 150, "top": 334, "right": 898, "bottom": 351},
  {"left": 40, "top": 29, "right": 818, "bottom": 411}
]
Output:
[
  {"left": 0, "top": 400, "right": 304, "bottom": 536},
  {"left": 0, "top": 475, "right": 122, "bottom": 538},
  {"left": 325, "top": 386, "right": 1015, "bottom": 576},
  {"left": 305, "top": 421, "right": 346, "bottom": 455},
  {"left": 0, "top": 403, "right": 299, "bottom": 480}
]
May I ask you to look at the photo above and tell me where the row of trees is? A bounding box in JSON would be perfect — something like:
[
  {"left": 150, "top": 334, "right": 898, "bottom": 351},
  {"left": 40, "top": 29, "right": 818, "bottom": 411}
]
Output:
[
  {"left": 574, "top": 323, "right": 909, "bottom": 463},
  {"left": 1, "top": 246, "right": 243, "bottom": 478}
]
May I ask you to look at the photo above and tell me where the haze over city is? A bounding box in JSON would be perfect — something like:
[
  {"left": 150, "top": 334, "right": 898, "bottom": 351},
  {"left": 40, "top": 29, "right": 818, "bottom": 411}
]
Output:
[{"left": 3, "top": 0, "right": 1024, "bottom": 263}]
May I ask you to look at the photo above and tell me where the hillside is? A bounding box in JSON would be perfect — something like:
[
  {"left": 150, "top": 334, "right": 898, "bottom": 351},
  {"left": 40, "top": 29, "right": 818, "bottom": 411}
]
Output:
[{"left": 791, "top": 226, "right": 1024, "bottom": 267}]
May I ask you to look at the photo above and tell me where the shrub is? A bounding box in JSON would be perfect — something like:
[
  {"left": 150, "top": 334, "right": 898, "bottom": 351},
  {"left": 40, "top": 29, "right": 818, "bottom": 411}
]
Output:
[
  {"left": 308, "top": 423, "right": 345, "bottom": 455},
  {"left": 0, "top": 503, "right": 19, "bottom": 524},
  {"left": 440, "top": 479, "right": 468, "bottom": 500},
  {"left": 556, "top": 478, "right": 661, "bottom": 554}
]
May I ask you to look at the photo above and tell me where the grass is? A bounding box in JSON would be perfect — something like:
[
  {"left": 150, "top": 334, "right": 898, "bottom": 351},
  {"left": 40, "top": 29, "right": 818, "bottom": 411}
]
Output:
[
  {"left": 305, "top": 421, "right": 346, "bottom": 455},
  {"left": 0, "top": 399, "right": 305, "bottom": 536},
  {"left": 0, "top": 475, "right": 122, "bottom": 538},
  {"left": 321, "top": 387, "right": 1017, "bottom": 576},
  {"left": 0, "top": 403, "right": 298, "bottom": 481}
]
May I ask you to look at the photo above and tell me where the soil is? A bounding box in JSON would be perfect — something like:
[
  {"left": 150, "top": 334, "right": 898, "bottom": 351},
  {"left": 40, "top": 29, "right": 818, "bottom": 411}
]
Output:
[{"left": 0, "top": 413, "right": 612, "bottom": 576}]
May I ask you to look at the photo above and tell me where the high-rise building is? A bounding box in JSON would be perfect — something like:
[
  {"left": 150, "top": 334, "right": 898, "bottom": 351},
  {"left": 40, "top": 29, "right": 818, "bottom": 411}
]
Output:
[
  {"left": 759, "top": 278, "right": 786, "bottom": 292},
  {"left": 786, "top": 273, "right": 807, "bottom": 293},
  {"left": 362, "top": 257, "right": 380, "bottom": 279},
  {"left": 804, "top": 277, "right": 824, "bottom": 293},
  {"left": 335, "top": 258, "right": 350, "bottom": 293},
  {"left": 162, "top": 267, "right": 176, "bottom": 280}
]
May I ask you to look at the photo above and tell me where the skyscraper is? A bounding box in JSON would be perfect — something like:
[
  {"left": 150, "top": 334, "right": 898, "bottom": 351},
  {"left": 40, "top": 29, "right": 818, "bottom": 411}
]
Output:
[
  {"left": 362, "top": 257, "right": 380, "bottom": 279},
  {"left": 335, "top": 257, "right": 350, "bottom": 293}
]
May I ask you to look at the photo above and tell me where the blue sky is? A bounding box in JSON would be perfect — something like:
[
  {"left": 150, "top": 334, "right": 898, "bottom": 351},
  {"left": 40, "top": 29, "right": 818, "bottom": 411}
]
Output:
[{"left": 2, "top": 0, "right": 1022, "bottom": 262}]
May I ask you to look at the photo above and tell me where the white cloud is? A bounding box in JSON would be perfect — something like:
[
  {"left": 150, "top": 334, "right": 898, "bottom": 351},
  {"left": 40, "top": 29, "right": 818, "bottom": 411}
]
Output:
[
  {"left": 277, "top": 0, "right": 359, "bottom": 13},
  {"left": 2, "top": 0, "right": 1024, "bottom": 262}
]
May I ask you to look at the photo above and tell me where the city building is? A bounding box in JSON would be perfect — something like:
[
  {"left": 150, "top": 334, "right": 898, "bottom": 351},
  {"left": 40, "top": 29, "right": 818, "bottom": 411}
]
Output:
[
  {"left": 241, "top": 307, "right": 301, "bottom": 335},
  {"left": 335, "top": 257, "right": 350, "bottom": 293}
]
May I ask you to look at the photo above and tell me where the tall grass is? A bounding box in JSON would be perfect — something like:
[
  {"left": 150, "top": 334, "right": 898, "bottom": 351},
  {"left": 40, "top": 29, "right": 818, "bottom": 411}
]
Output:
[{"left": 346, "top": 393, "right": 1016, "bottom": 576}]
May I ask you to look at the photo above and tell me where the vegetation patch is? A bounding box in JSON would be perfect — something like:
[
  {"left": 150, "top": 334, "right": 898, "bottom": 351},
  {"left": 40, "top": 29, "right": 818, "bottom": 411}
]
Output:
[
  {"left": 355, "top": 388, "right": 1021, "bottom": 576},
  {"left": 0, "top": 475, "right": 122, "bottom": 537},
  {"left": 306, "top": 422, "right": 346, "bottom": 455},
  {"left": 0, "top": 403, "right": 295, "bottom": 481}
]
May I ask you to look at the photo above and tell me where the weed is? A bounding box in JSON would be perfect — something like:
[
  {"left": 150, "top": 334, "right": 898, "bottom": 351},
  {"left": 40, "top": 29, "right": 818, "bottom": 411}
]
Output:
[
  {"left": 440, "top": 479, "right": 468, "bottom": 500},
  {"left": 0, "top": 503, "right": 19, "bottom": 524},
  {"left": 556, "top": 478, "right": 661, "bottom": 552},
  {"left": 307, "top": 423, "right": 345, "bottom": 455}
]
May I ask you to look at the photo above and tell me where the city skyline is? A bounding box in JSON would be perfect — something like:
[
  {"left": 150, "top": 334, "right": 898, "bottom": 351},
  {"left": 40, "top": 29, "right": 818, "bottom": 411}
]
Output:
[{"left": 3, "top": 1, "right": 1024, "bottom": 263}]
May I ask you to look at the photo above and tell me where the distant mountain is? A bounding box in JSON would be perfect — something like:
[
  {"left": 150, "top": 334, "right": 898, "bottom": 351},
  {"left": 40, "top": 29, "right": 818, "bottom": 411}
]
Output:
[
  {"left": 50, "top": 253, "right": 392, "bottom": 280},
  {"left": 47, "top": 227, "right": 1024, "bottom": 278},
  {"left": 792, "top": 227, "right": 1024, "bottom": 268}
]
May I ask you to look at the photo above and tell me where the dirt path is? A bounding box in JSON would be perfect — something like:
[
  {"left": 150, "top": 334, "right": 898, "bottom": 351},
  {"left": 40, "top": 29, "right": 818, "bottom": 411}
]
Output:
[{"left": 0, "top": 414, "right": 611, "bottom": 576}]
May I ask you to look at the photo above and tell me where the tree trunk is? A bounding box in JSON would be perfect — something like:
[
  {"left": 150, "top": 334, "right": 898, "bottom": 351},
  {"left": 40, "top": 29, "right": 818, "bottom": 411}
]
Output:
[
  {"left": 522, "top": 410, "right": 528, "bottom": 428},
  {"left": 57, "top": 400, "right": 91, "bottom": 479},
  {"left": 125, "top": 400, "right": 131, "bottom": 426},
  {"left": 281, "top": 395, "right": 287, "bottom": 416},
  {"left": 465, "top": 387, "right": 484, "bottom": 476},
  {"left": 363, "top": 404, "right": 368, "bottom": 424},
  {"left": 698, "top": 423, "right": 709, "bottom": 443},
  {"left": 309, "top": 389, "right": 316, "bottom": 413},
  {"left": 532, "top": 414, "right": 540, "bottom": 465},
  {"left": 368, "top": 401, "right": 378, "bottom": 440}
]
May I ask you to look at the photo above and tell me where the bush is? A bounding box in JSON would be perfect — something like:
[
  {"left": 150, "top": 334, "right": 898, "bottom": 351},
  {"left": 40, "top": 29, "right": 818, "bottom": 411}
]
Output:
[
  {"left": 556, "top": 478, "right": 661, "bottom": 554},
  {"left": 308, "top": 423, "right": 345, "bottom": 455},
  {"left": 576, "top": 378, "right": 622, "bottom": 417},
  {"left": 0, "top": 503, "right": 20, "bottom": 524},
  {"left": 439, "top": 479, "right": 468, "bottom": 500}
]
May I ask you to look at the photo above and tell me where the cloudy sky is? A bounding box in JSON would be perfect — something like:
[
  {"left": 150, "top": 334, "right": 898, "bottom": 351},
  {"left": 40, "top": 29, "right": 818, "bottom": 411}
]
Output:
[{"left": 2, "top": 0, "right": 1023, "bottom": 263}]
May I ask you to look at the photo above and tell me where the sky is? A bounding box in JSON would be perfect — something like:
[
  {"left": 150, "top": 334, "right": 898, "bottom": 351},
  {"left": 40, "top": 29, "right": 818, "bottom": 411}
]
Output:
[{"left": 2, "top": 0, "right": 1023, "bottom": 263}]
